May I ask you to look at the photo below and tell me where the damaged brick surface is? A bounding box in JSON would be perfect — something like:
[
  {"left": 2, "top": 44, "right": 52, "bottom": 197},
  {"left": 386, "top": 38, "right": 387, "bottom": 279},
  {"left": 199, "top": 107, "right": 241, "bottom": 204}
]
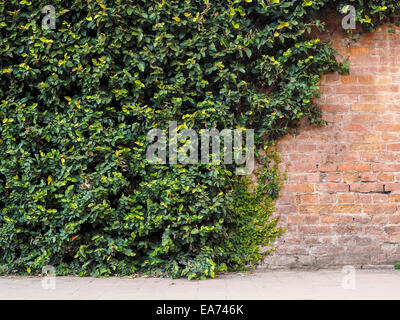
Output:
[{"left": 264, "top": 22, "right": 400, "bottom": 268}]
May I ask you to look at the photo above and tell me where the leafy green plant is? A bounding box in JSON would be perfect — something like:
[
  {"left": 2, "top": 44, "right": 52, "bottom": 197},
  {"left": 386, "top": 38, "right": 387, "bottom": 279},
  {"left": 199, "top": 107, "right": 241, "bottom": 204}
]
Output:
[
  {"left": 0, "top": 0, "right": 399, "bottom": 278},
  {"left": 395, "top": 264, "right": 400, "bottom": 270}
]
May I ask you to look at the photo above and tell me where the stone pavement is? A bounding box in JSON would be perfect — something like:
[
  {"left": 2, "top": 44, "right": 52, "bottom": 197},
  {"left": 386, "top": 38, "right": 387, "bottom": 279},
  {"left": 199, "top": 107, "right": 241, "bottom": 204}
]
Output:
[{"left": 0, "top": 269, "right": 399, "bottom": 300}]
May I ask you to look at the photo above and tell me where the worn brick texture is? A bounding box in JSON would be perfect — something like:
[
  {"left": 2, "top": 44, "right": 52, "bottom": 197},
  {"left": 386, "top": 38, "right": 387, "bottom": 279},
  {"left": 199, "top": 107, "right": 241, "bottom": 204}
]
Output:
[{"left": 264, "top": 19, "right": 400, "bottom": 268}]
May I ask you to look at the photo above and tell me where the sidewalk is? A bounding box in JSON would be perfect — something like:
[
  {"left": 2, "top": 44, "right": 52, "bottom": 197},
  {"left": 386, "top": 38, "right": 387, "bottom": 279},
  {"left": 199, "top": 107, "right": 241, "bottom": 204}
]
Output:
[{"left": 0, "top": 269, "right": 399, "bottom": 300}]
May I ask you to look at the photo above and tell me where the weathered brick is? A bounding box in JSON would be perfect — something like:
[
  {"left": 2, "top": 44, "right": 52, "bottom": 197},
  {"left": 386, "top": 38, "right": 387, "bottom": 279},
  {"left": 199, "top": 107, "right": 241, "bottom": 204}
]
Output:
[
  {"left": 299, "top": 205, "right": 333, "bottom": 214},
  {"left": 338, "top": 193, "right": 355, "bottom": 203},
  {"left": 349, "top": 183, "right": 384, "bottom": 193},
  {"left": 389, "top": 215, "right": 400, "bottom": 223},
  {"left": 389, "top": 194, "right": 400, "bottom": 202},
  {"left": 318, "top": 163, "right": 337, "bottom": 172},
  {"left": 371, "top": 215, "right": 388, "bottom": 224},
  {"left": 299, "top": 226, "right": 331, "bottom": 235},
  {"left": 283, "top": 184, "right": 315, "bottom": 193},
  {"left": 303, "top": 215, "right": 320, "bottom": 224},
  {"left": 325, "top": 173, "right": 341, "bottom": 182},
  {"left": 375, "top": 123, "right": 400, "bottom": 131},
  {"left": 300, "top": 194, "right": 319, "bottom": 203},
  {"left": 351, "top": 143, "right": 384, "bottom": 151},
  {"left": 338, "top": 163, "right": 370, "bottom": 172},
  {"left": 377, "top": 173, "right": 394, "bottom": 182},
  {"left": 332, "top": 204, "right": 362, "bottom": 213},
  {"left": 321, "top": 215, "right": 337, "bottom": 224},
  {"left": 361, "top": 173, "right": 376, "bottom": 182},
  {"left": 372, "top": 164, "right": 400, "bottom": 172},
  {"left": 267, "top": 21, "right": 400, "bottom": 269},
  {"left": 346, "top": 47, "right": 370, "bottom": 56},
  {"left": 288, "top": 216, "right": 303, "bottom": 225},
  {"left": 275, "top": 205, "right": 297, "bottom": 215},
  {"left": 358, "top": 75, "right": 375, "bottom": 84},
  {"left": 315, "top": 183, "right": 349, "bottom": 193},
  {"left": 387, "top": 144, "right": 400, "bottom": 151},
  {"left": 343, "top": 173, "right": 360, "bottom": 183},
  {"left": 355, "top": 194, "right": 372, "bottom": 204},
  {"left": 319, "top": 193, "right": 337, "bottom": 203},
  {"left": 345, "top": 245, "right": 381, "bottom": 255},
  {"left": 321, "top": 104, "right": 349, "bottom": 112},
  {"left": 351, "top": 104, "right": 383, "bottom": 112},
  {"left": 341, "top": 75, "right": 357, "bottom": 84},
  {"left": 342, "top": 124, "right": 367, "bottom": 131},
  {"left": 363, "top": 204, "right": 397, "bottom": 214},
  {"left": 385, "top": 225, "right": 400, "bottom": 235},
  {"left": 383, "top": 183, "right": 400, "bottom": 192},
  {"left": 288, "top": 163, "right": 317, "bottom": 172},
  {"left": 372, "top": 194, "right": 389, "bottom": 203}
]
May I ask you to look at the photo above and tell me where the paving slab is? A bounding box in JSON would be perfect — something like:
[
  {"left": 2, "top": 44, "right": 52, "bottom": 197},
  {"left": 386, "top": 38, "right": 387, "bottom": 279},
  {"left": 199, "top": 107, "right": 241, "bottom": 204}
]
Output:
[{"left": 0, "top": 269, "right": 399, "bottom": 300}]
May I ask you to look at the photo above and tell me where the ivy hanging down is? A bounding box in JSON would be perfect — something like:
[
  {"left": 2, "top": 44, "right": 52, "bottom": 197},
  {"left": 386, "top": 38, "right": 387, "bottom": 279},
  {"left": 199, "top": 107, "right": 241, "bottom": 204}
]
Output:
[{"left": 0, "top": 0, "right": 399, "bottom": 279}]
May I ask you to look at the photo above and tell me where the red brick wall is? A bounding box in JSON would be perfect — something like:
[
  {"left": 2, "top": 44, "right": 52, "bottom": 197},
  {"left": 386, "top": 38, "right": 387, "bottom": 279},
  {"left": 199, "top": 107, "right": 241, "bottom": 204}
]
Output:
[{"left": 264, "top": 21, "right": 400, "bottom": 268}]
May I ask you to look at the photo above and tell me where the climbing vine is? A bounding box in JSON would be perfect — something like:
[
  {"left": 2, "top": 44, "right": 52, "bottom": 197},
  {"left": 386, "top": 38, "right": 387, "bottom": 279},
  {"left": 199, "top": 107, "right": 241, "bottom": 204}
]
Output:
[{"left": 0, "top": 0, "right": 399, "bottom": 278}]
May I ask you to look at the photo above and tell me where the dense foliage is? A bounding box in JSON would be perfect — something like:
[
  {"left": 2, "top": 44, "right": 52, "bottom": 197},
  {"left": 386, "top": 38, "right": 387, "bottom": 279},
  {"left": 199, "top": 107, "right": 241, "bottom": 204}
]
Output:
[{"left": 0, "top": 0, "right": 399, "bottom": 278}]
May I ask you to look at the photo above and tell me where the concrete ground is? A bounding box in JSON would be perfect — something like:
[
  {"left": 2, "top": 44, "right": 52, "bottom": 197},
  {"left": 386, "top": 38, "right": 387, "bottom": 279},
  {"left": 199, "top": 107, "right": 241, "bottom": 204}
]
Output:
[{"left": 0, "top": 269, "right": 399, "bottom": 300}]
